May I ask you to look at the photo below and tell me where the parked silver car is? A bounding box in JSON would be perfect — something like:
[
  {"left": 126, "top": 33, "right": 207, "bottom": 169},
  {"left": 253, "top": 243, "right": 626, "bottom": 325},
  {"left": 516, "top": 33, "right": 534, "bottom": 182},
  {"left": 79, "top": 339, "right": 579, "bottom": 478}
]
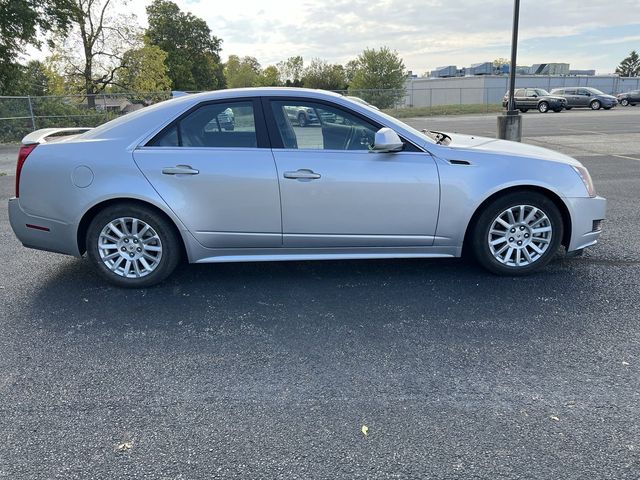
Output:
[
  {"left": 9, "top": 88, "right": 606, "bottom": 287},
  {"left": 550, "top": 87, "right": 618, "bottom": 110}
]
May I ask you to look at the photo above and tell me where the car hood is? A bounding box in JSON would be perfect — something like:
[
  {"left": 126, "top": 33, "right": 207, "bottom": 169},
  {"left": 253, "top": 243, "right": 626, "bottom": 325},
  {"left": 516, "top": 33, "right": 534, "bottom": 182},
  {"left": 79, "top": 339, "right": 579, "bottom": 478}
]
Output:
[{"left": 438, "top": 132, "right": 581, "bottom": 166}]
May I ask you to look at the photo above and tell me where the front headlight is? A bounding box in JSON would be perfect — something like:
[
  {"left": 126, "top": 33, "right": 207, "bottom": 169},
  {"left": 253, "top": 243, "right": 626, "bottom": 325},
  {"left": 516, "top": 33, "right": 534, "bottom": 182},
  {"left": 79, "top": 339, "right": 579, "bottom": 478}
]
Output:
[{"left": 573, "top": 165, "right": 596, "bottom": 197}]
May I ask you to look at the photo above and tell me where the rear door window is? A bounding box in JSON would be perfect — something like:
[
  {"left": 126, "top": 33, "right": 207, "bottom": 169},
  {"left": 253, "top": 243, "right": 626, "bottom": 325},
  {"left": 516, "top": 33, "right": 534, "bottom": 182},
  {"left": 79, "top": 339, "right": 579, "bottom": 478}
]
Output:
[{"left": 149, "top": 101, "right": 258, "bottom": 148}]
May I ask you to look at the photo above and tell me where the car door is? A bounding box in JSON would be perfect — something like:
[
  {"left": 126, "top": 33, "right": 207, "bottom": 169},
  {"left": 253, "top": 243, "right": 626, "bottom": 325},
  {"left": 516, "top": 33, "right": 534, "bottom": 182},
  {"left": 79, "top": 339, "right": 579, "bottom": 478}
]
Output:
[
  {"left": 576, "top": 89, "right": 591, "bottom": 107},
  {"left": 525, "top": 89, "right": 539, "bottom": 108},
  {"left": 562, "top": 89, "right": 577, "bottom": 107},
  {"left": 134, "top": 98, "right": 282, "bottom": 248},
  {"left": 264, "top": 98, "right": 440, "bottom": 248},
  {"left": 514, "top": 89, "right": 526, "bottom": 108}
]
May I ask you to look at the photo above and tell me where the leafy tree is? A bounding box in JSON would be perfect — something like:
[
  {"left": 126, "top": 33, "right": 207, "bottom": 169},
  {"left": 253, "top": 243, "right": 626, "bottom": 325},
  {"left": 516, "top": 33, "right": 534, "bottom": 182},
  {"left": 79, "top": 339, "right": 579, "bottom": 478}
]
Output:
[
  {"left": 49, "top": 0, "right": 139, "bottom": 107},
  {"left": 12, "top": 60, "right": 65, "bottom": 96},
  {"left": 277, "top": 56, "right": 304, "bottom": 86},
  {"left": 224, "top": 55, "right": 261, "bottom": 88},
  {"left": 258, "top": 65, "right": 281, "bottom": 87},
  {"left": 146, "top": 0, "right": 225, "bottom": 91},
  {"left": 0, "top": 0, "right": 73, "bottom": 94},
  {"left": 302, "top": 59, "right": 347, "bottom": 91},
  {"left": 348, "top": 47, "right": 406, "bottom": 109},
  {"left": 616, "top": 50, "right": 640, "bottom": 77},
  {"left": 113, "top": 40, "right": 171, "bottom": 97}
]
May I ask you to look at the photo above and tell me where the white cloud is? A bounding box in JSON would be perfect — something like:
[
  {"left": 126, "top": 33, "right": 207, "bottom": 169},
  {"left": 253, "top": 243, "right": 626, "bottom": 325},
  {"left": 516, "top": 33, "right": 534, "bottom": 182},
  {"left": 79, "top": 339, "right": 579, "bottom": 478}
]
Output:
[{"left": 29, "top": 0, "right": 640, "bottom": 74}]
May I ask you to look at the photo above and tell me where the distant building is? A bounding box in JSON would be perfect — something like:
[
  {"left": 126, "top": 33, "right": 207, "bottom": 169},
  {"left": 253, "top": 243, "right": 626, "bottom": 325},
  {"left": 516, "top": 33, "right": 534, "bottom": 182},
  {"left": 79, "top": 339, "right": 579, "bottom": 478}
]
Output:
[
  {"left": 430, "top": 65, "right": 458, "bottom": 78},
  {"left": 468, "top": 62, "right": 494, "bottom": 75},
  {"left": 530, "top": 63, "right": 570, "bottom": 75},
  {"left": 569, "top": 69, "right": 596, "bottom": 76}
]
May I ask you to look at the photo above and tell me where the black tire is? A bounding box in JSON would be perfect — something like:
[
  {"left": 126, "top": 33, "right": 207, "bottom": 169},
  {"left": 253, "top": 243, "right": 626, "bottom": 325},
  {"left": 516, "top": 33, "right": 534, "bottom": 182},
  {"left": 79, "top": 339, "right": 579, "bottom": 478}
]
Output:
[
  {"left": 565, "top": 107, "right": 572, "bottom": 110},
  {"left": 603, "top": 106, "right": 612, "bottom": 110},
  {"left": 519, "top": 108, "right": 528, "bottom": 113},
  {"left": 86, "top": 203, "right": 182, "bottom": 288},
  {"left": 538, "top": 101, "right": 549, "bottom": 113},
  {"left": 297, "top": 112, "right": 307, "bottom": 127},
  {"left": 590, "top": 100, "right": 601, "bottom": 110},
  {"left": 470, "top": 191, "right": 564, "bottom": 276},
  {"left": 553, "top": 108, "right": 562, "bottom": 112},
  {"left": 620, "top": 99, "right": 629, "bottom": 106}
]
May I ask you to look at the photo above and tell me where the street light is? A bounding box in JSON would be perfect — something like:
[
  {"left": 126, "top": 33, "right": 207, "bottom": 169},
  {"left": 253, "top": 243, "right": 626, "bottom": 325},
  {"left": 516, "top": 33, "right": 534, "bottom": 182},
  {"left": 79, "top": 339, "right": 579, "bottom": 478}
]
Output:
[
  {"left": 498, "top": 0, "right": 522, "bottom": 141},
  {"left": 507, "top": 0, "right": 521, "bottom": 113}
]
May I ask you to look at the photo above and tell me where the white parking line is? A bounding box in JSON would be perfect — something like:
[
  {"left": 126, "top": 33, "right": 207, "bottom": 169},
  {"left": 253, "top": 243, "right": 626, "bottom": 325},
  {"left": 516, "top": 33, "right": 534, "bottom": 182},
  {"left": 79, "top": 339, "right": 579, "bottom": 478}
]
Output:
[{"left": 612, "top": 154, "right": 640, "bottom": 162}]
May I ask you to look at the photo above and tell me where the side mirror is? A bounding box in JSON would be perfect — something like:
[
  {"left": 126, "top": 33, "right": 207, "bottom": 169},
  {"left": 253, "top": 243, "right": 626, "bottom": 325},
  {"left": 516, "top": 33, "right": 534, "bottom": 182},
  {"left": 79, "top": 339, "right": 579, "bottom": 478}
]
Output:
[
  {"left": 531, "top": 94, "right": 538, "bottom": 98},
  {"left": 371, "top": 128, "right": 403, "bottom": 153}
]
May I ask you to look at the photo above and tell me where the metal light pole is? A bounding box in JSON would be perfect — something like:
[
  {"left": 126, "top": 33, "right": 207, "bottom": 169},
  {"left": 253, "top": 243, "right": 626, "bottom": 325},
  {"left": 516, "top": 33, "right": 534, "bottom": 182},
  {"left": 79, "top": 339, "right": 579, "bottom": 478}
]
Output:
[
  {"left": 498, "top": 0, "right": 522, "bottom": 141},
  {"left": 507, "top": 0, "right": 521, "bottom": 113}
]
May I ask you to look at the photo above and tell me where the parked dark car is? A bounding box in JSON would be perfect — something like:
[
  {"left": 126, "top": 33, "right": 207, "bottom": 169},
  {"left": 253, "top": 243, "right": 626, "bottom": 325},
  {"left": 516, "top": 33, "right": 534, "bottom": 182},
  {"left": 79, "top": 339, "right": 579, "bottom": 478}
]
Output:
[
  {"left": 616, "top": 90, "right": 640, "bottom": 106},
  {"left": 550, "top": 87, "right": 617, "bottom": 110},
  {"left": 502, "top": 88, "right": 567, "bottom": 113}
]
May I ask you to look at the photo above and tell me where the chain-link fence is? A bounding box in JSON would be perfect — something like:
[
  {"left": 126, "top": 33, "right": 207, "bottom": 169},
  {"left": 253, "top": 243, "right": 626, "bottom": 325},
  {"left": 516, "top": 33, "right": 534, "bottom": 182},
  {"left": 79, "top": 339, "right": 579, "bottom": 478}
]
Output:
[
  {"left": 0, "top": 92, "right": 172, "bottom": 143},
  {"left": 0, "top": 88, "right": 508, "bottom": 143}
]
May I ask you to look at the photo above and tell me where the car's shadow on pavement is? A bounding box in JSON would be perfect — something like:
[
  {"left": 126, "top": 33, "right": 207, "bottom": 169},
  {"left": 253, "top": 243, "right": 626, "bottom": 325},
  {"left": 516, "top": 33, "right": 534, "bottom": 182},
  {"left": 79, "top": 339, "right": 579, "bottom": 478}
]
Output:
[{"left": 28, "top": 254, "right": 605, "bottom": 343}]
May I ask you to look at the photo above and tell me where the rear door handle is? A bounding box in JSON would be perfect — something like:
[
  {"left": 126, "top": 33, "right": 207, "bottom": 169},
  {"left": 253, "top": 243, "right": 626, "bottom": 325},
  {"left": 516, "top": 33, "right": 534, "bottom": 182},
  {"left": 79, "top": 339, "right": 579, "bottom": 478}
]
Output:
[
  {"left": 283, "top": 169, "right": 321, "bottom": 180},
  {"left": 162, "top": 165, "right": 199, "bottom": 175}
]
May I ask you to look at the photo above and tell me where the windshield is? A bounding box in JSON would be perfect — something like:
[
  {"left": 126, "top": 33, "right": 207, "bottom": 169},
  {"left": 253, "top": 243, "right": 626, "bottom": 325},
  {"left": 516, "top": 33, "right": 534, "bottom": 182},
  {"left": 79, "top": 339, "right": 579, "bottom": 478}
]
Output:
[
  {"left": 586, "top": 88, "right": 605, "bottom": 95},
  {"left": 534, "top": 89, "right": 550, "bottom": 96}
]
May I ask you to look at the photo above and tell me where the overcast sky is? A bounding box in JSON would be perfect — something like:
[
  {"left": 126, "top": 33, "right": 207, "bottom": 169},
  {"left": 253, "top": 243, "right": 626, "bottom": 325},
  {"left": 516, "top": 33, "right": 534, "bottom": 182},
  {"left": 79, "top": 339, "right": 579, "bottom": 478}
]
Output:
[{"left": 33, "top": 0, "right": 640, "bottom": 74}]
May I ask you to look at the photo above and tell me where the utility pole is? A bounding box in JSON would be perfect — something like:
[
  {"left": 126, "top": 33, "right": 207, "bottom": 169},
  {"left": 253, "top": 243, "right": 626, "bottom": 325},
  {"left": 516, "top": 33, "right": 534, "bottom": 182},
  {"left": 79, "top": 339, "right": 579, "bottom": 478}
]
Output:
[{"left": 498, "top": 0, "right": 522, "bottom": 141}]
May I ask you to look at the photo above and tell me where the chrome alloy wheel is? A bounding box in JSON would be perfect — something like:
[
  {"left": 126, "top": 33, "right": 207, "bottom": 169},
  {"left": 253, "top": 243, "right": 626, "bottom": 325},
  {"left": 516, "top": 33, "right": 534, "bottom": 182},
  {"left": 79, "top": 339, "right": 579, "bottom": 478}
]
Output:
[
  {"left": 487, "top": 205, "right": 552, "bottom": 267},
  {"left": 97, "top": 217, "right": 163, "bottom": 278}
]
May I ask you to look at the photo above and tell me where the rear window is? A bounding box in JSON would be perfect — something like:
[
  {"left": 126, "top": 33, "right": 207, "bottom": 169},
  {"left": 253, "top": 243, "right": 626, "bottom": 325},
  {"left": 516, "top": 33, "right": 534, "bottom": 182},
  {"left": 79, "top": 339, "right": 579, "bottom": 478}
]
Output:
[{"left": 148, "top": 101, "right": 257, "bottom": 148}]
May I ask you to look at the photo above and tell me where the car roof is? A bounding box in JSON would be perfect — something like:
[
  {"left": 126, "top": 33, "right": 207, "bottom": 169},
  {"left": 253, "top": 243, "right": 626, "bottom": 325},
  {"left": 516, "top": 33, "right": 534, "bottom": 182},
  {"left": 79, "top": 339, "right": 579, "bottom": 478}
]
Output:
[{"left": 78, "top": 87, "right": 433, "bottom": 152}]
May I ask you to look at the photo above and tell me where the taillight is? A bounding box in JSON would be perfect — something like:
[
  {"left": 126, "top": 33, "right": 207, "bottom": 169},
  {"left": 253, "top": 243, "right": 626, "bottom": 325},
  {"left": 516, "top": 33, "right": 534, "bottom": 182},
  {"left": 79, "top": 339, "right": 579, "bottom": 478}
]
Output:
[{"left": 16, "top": 143, "right": 37, "bottom": 197}]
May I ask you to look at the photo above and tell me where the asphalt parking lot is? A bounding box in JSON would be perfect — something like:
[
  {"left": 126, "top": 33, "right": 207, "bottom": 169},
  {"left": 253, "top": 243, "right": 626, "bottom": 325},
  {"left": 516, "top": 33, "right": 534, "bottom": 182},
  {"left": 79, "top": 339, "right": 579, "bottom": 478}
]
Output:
[{"left": 1, "top": 109, "right": 639, "bottom": 479}]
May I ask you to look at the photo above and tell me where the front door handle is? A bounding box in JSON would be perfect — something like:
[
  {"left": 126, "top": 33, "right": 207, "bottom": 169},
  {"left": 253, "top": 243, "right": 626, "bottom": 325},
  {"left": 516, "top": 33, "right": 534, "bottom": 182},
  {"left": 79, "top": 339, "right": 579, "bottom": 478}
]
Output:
[
  {"left": 283, "top": 169, "right": 321, "bottom": 180},
  {"left": 162, "top": 165, "right": 199, "bottom": 175}
]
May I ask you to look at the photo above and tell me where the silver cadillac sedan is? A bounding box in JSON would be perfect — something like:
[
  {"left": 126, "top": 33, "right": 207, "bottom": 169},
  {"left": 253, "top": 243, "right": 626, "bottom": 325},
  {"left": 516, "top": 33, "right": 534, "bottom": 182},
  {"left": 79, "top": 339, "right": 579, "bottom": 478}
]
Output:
[{"left": 9, "top": 88, "right": 606, "bottom": 287}]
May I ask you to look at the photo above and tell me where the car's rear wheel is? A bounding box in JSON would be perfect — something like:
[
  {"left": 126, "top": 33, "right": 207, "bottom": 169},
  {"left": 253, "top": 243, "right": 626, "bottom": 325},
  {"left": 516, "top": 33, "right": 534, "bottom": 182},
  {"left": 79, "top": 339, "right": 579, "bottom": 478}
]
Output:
[
  {"left": 298, "top": 112, "right": 307, "bottom": 127},
  {"left": 538, "top": 102, "right": 549, "bottom": 113},
  {"left": 590, "top": 100, "right": 601, "bottom": 110},
  {"left": 553, "top": 108, "right": 562, "bottom": 112},
  {"left": 86, "top": 204, "right": 181, "bottom": 287},
  {"left": 519, "top": 108, "right": 528, "bottom": 113},
  {"left": 565, "top": 107, "right": 572, "bottom": 110},
  {"left": 620, "top": 99, "right": 629, "bottom": 106},
  {"left": 471, "top": 192, "right": 563, "bottom": 275}
]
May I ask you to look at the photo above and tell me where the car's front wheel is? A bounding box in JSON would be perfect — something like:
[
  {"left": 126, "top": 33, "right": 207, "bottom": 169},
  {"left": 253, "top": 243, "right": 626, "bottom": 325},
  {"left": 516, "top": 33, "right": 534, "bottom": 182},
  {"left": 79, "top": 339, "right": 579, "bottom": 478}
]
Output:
[
  {"left": 590, "top": 100, "right": 601, "bottom": 110},
  {"left": 471, "top": 192, "right": 563, "bottom": 275},
  {"left": 538, "top": 101, "right": 549, "bottom": 113},
  {"left": 620, "top": 99, "right": 629, "bottom": 106},
  {"left": 86, "top": 203, "right": 181, "bottom": 287}
]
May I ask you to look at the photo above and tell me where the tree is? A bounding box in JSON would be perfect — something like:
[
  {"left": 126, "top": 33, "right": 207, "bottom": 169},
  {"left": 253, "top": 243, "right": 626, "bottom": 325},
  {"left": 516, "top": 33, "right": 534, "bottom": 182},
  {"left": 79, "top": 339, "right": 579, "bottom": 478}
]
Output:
[
  {"left": 146, "top": 0, "right": 225, "bottom": 91},
  {"left": 302, "top": 59, "right": 347, "bottom": 91},
  {"left": 224, "top": 55, "right": 261, "bottom": 88},
  {"left": 277, "top": 56, "right": 304, "bottom": 86},
  {"left": 348, "top": 47, "right": 406, "bottom": 109},
  {"left": 258, "top": 65, "right": 281, "bottom": 87},
  {"left": 0, "top": 0, "right": 73, "bottom": 94},
  {"left": 616, "top": 50, "right": 640, "bottom": 77},
  {"left": 50, "top": 0, "right": 139, "bottom": 107},
  {"left": 492, "top": 57, "right": 510, "bottom": 67},
  {"left": 113, "top": 40, "right": 171, "bottom": 97}
]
